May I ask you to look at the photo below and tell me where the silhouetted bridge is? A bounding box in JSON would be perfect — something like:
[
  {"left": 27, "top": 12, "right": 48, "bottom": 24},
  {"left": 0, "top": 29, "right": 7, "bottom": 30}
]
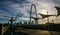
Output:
[
  {"left": 14, "top": 23, "right": 60, "bottom": 32},
  {"left": 1, "top": 23, "right": 60, "bottom": 35}
]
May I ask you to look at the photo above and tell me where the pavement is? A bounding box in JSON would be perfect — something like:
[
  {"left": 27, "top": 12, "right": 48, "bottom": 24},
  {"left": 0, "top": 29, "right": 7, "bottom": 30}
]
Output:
[{"left": 3, "top": 30, "right": 29, "bottom": 35}]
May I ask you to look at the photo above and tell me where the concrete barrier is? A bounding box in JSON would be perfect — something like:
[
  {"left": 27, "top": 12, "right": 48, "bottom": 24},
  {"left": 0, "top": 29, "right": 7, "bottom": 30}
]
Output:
[{"left": 0, "top": 24, "right": 9, "bottom": 35}]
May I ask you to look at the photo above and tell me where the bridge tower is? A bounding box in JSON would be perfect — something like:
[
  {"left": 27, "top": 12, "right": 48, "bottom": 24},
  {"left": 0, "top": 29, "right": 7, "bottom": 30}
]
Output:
[{"left": 30, "top": 4, "right": 39, "bottom": 24}]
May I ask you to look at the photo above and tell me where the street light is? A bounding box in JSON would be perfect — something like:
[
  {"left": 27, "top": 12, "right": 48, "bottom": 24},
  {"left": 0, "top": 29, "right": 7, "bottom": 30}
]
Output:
[
  {"left": 39, "top": 9, "right": 53, "bottom": 35},
  {"left": 0, "top": 11, "right": 24, "bottom": 31}
]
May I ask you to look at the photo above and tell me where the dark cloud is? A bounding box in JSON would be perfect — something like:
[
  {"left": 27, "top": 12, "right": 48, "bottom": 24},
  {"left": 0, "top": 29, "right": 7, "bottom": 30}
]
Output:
[
  {"left": 0, "top": 0, "right": 60, "bottom": 23},
  {"left": 0, "top": 0, "right": 29, "bottom": 4},
  {"left": 52, "top": 0, "right": 60, "bottom": 4},
  {"left": 52, "top": 0, "right": 60, "bottom": 7},
  {"left": 0, "top": 18, "right": 7, "bottom": 23}
]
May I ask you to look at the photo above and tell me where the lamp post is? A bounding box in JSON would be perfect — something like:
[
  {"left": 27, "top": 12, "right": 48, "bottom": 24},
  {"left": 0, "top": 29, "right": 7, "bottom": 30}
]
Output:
[
  {"left": 1, "top": 12, "right": 23, "bottom": 31},
  {"left": 47, "top": 11, "right": 53, "bottom": 35},
  {"left": 47, "top": 11, "right": 49, "bottom": 23}
]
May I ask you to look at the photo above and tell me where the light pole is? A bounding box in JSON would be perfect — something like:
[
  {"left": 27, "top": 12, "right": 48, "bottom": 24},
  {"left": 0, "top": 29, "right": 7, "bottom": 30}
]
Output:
[
  {"left": 1, "top": 12, "right": 23, "bottom": 31},
  {"left": 47, "top": 11, "right": 53, "bottom": 35},
  {"left": 47, "top": 11, "right": 49, "bottom": 23},
  {"left": 39, "top": 9, "right": 53, "bottom": 35}
]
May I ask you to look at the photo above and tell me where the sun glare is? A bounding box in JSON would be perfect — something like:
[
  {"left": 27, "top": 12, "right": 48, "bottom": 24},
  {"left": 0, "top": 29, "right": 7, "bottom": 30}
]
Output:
[{"left": 41, "top": 9, "right": 47, "bottom": 15}]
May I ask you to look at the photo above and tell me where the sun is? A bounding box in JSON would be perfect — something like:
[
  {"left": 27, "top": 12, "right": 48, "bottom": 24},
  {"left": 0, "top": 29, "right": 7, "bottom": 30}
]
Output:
[{"left": 41, "top": 9, "right": 47, "bottom": 15}]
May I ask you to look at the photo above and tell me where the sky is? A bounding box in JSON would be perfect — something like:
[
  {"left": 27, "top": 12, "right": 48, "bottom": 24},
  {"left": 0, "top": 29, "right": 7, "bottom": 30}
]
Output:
[{"left": 0, "top": 0, "right": 60, "bottom": 23}]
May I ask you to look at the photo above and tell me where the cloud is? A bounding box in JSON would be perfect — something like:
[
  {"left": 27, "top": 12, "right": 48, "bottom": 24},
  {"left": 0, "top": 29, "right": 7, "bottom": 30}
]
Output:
[
  {"left": 0, "top": 0, "right": 60, "bottom": 23},
  {"left": 26, "top": 0, "right": 58, "bottom": 15},
  {"left": 52, "top": 0, "right": 60, "bottom": 4},
  {"left": 0, "top": 0, "right": 58, "bottom": 16}
]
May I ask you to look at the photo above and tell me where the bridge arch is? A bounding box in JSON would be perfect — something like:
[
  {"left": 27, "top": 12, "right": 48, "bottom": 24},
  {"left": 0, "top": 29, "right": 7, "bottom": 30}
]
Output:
[{"left": 30, "top": 4, "right": 38, "bottom": 24}]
